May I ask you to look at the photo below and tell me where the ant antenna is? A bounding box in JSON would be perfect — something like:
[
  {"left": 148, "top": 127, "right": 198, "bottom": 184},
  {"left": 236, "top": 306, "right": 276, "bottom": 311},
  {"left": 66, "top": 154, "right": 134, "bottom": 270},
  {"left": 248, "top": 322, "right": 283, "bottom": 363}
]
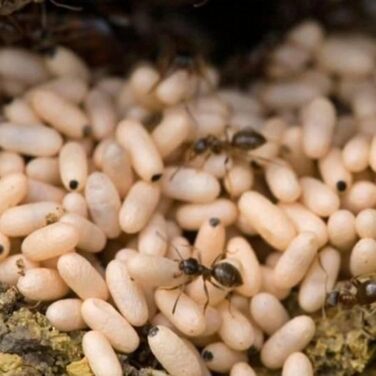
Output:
[
  {"left": 48, "top": 0, "right": 82, "bottom": 12},
  {"left": 155, "top": 231, "right": 184, "bottom": 261},
  {"left": 193, "top": 0, "right": 209, "bottom": 7}
]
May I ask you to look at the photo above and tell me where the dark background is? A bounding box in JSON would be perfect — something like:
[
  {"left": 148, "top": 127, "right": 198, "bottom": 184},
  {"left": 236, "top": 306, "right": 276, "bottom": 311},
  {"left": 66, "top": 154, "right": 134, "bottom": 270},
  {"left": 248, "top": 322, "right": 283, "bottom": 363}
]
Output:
[{"left": 1, "top": 0, "right": 376, "bottom": 82}]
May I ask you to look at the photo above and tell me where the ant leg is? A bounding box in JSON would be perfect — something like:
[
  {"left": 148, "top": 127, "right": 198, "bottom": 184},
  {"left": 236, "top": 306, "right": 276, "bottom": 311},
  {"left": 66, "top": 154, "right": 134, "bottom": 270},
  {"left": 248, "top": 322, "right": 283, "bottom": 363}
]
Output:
[
  {"left": 210, "top": 279, "right": 226, "bottom": 291},
  {"left": 202, "top": 279, "right": 210, "bottom": 313},
  {"left": 155, "top": 231, "right": 185, "bottom": 261},
  {"left": 172, "top": 285, "right": 185, "bottom": 315}
]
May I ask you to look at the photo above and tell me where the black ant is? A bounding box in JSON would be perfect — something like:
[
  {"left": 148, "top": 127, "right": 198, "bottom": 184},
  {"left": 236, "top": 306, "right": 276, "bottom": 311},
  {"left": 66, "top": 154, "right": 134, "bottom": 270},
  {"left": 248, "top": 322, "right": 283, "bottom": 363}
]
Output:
[
  {"left": 184, "top": 126, "right": 269, "bottom": 170},
  {"left": 160, "top": 233, "right": 243, "bottom": 314},
  {"left": 326, "top": 276, "right": 376, "bottom": 309}
]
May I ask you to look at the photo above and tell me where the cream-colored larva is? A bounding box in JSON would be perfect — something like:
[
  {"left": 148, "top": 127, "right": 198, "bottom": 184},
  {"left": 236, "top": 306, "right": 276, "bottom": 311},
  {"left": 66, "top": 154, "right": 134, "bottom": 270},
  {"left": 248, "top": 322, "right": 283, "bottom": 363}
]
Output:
[
  {"left": 265, "top": 159, "right": 301, "bottom": 203},
  {"left": 59, "top": 213, "right": 106, "bottom": 253},
  {"left": 0, "top": 123, "right": 63, "bottom": 157},
  {"left": 24, "top": 179, "right": 65, "bottom": 204},
  {"left": 126, "top": 253, "right": 188, "bottom": 288},
  {"left": 230, "top": 362, "right": 257, "bottom": 376},
  {"left": 176, "top": 199, "right": 238, "bottom": 230},
  {"left": 26, "top": 157, "right": 61, "bottom": 186},
  {"left": 148, "top": 325, "right": 202, "bottom": 376},
  {"left": 21, "top": 222, "right": 79, "bottom": 261},
  {"left": 327, "top": 210, "right": 357, "bottom": 251},
  {"left": 96, "top": 76, "right": 123, "bottom": 98},
  {"left": 300, "top": 177, "right": 340, "bottom": 217},
  {"left": 119, "top": 180, "right": 160, "bottom": 234},
  {"left": 59, "top": 142, "right": 88, "bottom": 192},
  {"left": 318, "top": 37, "right": 374, "bottom": 76},
  {"left": 161, "top": 167, "right": 220, "bottom": 204},
  {"left": 44, "top": 46, "right": 90, "bottom": 81},
  {"left": 101, "top": 141, "right": 134, "bottom": 198},
  {"left": 301, "top": 97, "right": 336, "bottom": 159},
  {"left": 138, "top": 213, "right": 168, "bottom": 257},
  {"left": 223, "top": 161, "right": 254, "bottom": 198},
  {"left": 319, "top": 148, "right": 353, "bottom": 192},
  {"left": 46, "top": 298, "right": 86, "bottom": 332},
  {"left": 350, "top": 238, "right": 376, "bottom": 276},
  {"left": 298, "top": 246, "right": 340, "bottom": 312},
  {"left": 0, "top": 173, "right": 27, "bottom": 215},
  {"left": 250, "top": 293, "right": 290, "bottom": 336},
  {"left": 0, "top": 48, "right": 49, "bottom": 85},
  {"left": 227, "top": 237, "right": 261, "bottom": 297},
  {"left": 238, "top": 191, "right": 296, "bottom": 251},
  {"left": 355, "top": 209, "right": 376, "bottom": 239},
  {"left": 342, "top": 134, "right": 371, "bottom": 173},
  {"left": 193, "top": 217, "right": 225, "bottom": 267},
  {"left": 273, "top": 232, "right": 319, "bottom": 289},
  {"left": 288, "top": 20, "right": 323, "bottom": 51},
  {"left": 218, "top": 300, "right": 254, "bottom": 351},
  {"left": 116, "top": 119, "right": 164, "bottom": 182},
  {"left": 85, "top": 88, "right": 117, "bottom": 140},
  {"left": 282, "top": 352, "right": 314, "bottom": 376},
  {"left": 85, "top": 172, "right": 121, "bottom": 238},
  {"left": 154, "top": 288, "right": 206, "bottom": 337},
  {"left": 62, "top": 192, "right": 88, "bottom": 218},
  {"left": 106, "top": 260, "right": 149, "bottom": 326},
  {"left": 129, "top": 64, "right": 161, "bottom": 104},
  {"left": 0, "top": 232, "right": 10, "bottom": 262},
  {"left": 341, "top": 181, "right": 376, "bottom": 214},
  {"left": 152, "top": 108, "right": 192, "bottom": 158},
  {"left": 281, "top": 126, "right": 315, "bottom": 177},
  {"left": 58, "top": 252, "right": 109, "bottom": 300},
  {"left": 156, "top": 69, "right": 193, "bottom": 105},
  {"left": 38, "top": 76, "right": 88, "bottom": 104},
  {"left": 0, "top": 151, "right": 24, "bottom": 177},
  {"left": 81, "top": 298, "right": 140, "bottom": 353},
  {"left": 3, "top": 97, "right": 40, "bottom": 124},
  {"left": 82, "top": 331, "right": 123, "bottom": 376},
  {"left": 202, "top": 342, "right": 247, "bottom": 373},
  {"left": 0, "top": 255, "right": 39, "bottom": 285},
  {"left": 279, "top": 202, "right": 328, "bottom": 247},
  {"left": 260, "top": 266, "right": 291, "bottom": 301},
  {"left": 29, "top": 89, "right": 90, "bottom": 139},
  {"left": 17, "top": 267, "right": 69, "bottom": 301},
  {"left": 261, "top": 315, "right": 315, "bottom": 369}
]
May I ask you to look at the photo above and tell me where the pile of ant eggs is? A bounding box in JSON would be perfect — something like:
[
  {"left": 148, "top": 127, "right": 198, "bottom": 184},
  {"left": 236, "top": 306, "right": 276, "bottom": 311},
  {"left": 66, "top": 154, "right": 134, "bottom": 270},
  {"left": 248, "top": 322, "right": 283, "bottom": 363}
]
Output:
[{"left": 0, "top": 19, "right": 376, "bottom": 376}]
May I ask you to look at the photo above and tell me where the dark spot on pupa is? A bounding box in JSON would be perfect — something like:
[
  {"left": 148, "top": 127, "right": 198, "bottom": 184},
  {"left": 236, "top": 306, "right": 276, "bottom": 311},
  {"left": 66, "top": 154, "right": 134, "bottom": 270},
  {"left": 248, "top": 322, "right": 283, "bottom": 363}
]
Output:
[
  {"left": 209, "top": 217, "right": 220, "bottom": 227},
  {"left": 336, "top": 180, "right": 347, "bottom": 192},
  {"left": 69, "top": 180, "right": 79, "bottom": 190},
  {"left": 151, "top": 173, "right": 162, "bottom": 182}
]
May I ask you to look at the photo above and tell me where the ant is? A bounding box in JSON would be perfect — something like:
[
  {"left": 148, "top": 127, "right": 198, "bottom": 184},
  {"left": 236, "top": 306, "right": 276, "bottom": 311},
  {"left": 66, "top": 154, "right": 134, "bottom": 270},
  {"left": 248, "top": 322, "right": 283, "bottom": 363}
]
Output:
[
  {"left": 160, "top": 233, "right": 243, "bottom": 314},
  {"left": 326, "top": 275, "right": 376, "bottom": 309},
  {"left": 183, "top": 126, "right": 269, "bottom": 173}
]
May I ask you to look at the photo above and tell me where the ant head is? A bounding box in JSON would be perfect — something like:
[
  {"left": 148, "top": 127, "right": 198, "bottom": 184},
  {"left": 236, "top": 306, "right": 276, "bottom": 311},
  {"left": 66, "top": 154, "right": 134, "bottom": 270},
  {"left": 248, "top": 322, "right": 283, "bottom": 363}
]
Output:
[
  {"left": 231, "top": 128, "right": 267, "bottom": 151},
  {"left": 326, "top": 290, "right": 340, "bottom": 307},
  {"left": 193, "top": 138, "right": 209, "bottom": 154},
  {"left": 179, "top": 257, "right": 201, "bottom": 275}
]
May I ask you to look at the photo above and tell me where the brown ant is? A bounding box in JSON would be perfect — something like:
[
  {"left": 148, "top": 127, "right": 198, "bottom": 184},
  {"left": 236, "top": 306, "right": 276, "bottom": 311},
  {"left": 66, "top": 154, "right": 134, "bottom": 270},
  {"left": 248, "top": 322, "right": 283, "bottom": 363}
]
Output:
[{"left": 159, "top": 232, "right": 243, "bottom": 314}]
